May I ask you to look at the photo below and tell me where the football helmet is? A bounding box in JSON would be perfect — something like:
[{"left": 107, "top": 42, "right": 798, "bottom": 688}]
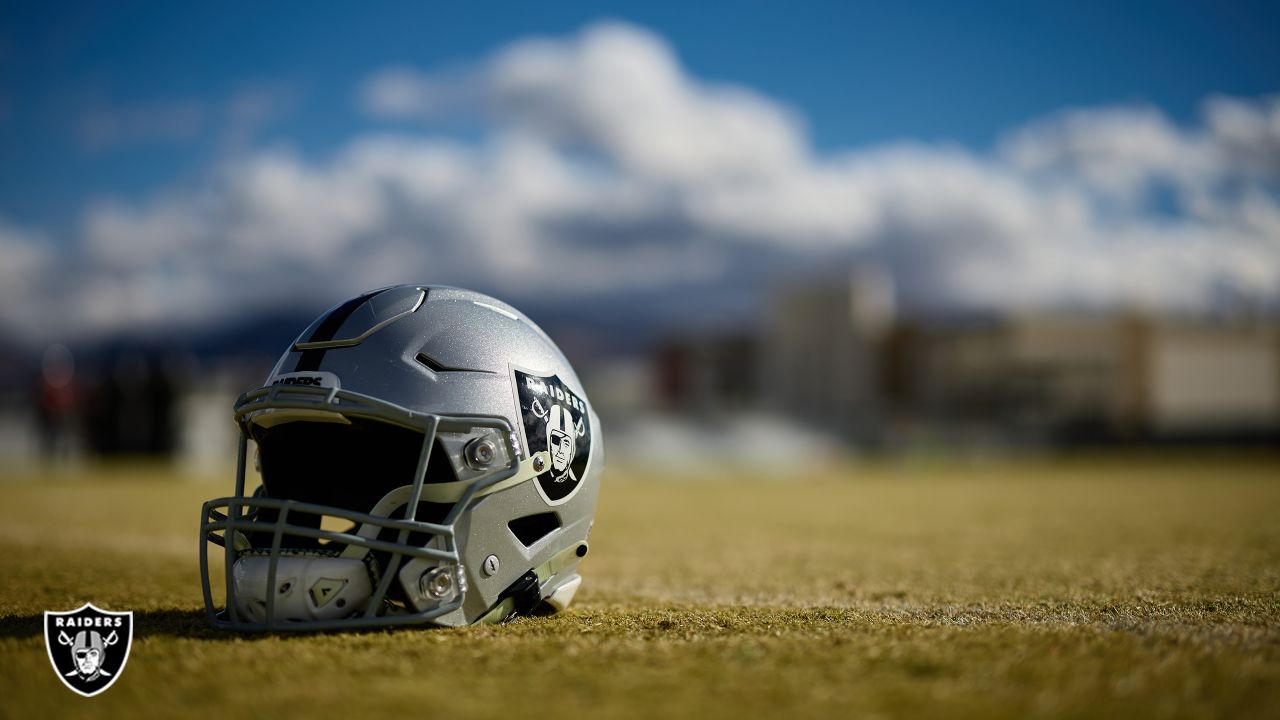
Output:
[{"left": 199, "top": 285, "right": 603, "bottom": 630}]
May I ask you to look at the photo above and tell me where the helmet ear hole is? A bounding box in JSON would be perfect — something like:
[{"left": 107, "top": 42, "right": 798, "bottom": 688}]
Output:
[{"left": 507, "top": 512, "right": 561, "bottom": 547}]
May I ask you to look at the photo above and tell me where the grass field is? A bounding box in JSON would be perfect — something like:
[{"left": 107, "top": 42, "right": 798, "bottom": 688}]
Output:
[{"left": 0, "top": 455, "right": 1277, "bottom": 719}]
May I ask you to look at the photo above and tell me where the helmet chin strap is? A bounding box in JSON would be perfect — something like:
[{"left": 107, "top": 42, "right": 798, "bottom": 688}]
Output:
[
  {"left": 332, "top": 451, "right": 553, "bottom": 610},
  {"left": 324, "top": 450, "right": 545, "bottom": 569},
  {"left": 369, "top": 450, "right": 551, "bottom": 506}
]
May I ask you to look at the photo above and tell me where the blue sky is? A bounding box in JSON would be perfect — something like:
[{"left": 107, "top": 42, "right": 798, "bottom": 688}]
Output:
[
  {"left": 3, "top": 0, "right": 1277, "bottom": 228},
  {"left": 0, "top": 1, "right": 1277, "bottom": 342}
]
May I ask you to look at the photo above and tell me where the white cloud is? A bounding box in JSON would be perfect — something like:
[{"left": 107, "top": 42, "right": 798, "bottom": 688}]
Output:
[
  {"left": 3, "top": 22, "right": 1278, "bottom": 343},
  {"left": 74, "top": 83, "right": 299, "bottom": 155},
  {"left": 487, "top": 23, "right": 807, "bottom": 183},
  {"left": 360, "top": 66, "right": 480, "bottom": 121},
  {"left": 220, "top": 82, "right": 299, "bottom": 152},
  {"left": 0, "top": 220, "right": 49, "bottom": 287},
  {"left": 0, "top": 220, "right": 55, "bottom": 338},
  {"left": 1001, "top": 105, "right": 1198, "bottom": 199},
  {"left": 1203, "top": 94, "right": 1280, "bottom": 177},
  {"left": 76, "top": 98, "right": 206, "bottom": 152}
]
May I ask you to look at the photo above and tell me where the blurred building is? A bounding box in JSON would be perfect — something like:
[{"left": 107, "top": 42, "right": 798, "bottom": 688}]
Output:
[
  {"left": 0, "top": 346, "right": 269, "bottom": 471},
  {"left": 655, "top": 271, "right": 1280, "bottom": 449},
  {"left": 760, "top": 267, "right": 896, "bottom": 445},
  {"left": 893, "top": 314, "right": 1280, "bottom": 446},
  {"left": 654, "top": 334, "right": 759, "bottom": 416}
]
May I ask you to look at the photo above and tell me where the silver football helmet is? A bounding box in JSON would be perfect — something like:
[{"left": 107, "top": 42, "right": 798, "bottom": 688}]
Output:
[{"left": 199, "top": 285, "right": 603, "bottom": 630}]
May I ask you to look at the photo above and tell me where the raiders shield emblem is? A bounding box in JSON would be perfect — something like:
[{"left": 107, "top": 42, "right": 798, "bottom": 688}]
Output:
[
  {"left": 514, "top": 369, "right": 592, "bottom": 506},
  {"left": 44, "top": 603, "right": 133, "bottom": 697}
]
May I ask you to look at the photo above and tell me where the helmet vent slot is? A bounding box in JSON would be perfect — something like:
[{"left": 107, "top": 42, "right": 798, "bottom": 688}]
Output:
[
  {"left": 507, "top": 512, "right": 561, "bottom": 547},
  {"left": 415, "top": 353, "right": 493, "bottom": 374}
]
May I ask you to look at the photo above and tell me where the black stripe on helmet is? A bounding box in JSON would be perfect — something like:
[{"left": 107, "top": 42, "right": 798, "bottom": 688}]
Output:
[{"left": 293, "top": 289, "right": 387, "bottom": 371}]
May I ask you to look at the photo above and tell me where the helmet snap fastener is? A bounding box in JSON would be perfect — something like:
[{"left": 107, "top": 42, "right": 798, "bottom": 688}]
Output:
[
  {"left": 420, "top": 567, "right": 454, "bottom": 599},
  {"left": 466, "top": 437, "right": 497, "bottom": 468}
]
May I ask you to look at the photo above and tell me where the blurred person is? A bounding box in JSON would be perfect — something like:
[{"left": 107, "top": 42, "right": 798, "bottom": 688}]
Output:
[{"left": 34, "top": 344, "right": 81, "bottom": 461}]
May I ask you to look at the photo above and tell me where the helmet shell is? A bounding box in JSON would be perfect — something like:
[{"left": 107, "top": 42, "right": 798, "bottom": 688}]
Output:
[{"left": 206, "top": 285, "right": 603, "bottom": 628}]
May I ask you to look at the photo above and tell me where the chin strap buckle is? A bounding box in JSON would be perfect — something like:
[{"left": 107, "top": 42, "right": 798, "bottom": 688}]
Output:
[
  {"left": 477, "top": 542, "right": 590, "bottom": 624},
  {"left": 476, "top": 570, "right": 543, "bottom": 624},
  {"left": 501, "top": 571, "right": 543, "bottom": 619}
]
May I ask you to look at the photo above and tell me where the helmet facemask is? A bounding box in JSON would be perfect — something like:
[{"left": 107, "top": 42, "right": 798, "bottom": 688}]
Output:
[{"left": 200, "top": 384, "right": 529, "bottom": 631}]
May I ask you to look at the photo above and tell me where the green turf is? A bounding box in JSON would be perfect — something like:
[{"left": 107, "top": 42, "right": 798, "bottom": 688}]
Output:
[{"left": 0, "top": 456, "right": 1277, "bottom": 719}]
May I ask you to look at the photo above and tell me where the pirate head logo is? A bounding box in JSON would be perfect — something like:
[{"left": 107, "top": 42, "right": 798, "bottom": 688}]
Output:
[
  {"left": 68, "top": 629, "right": 114, "bottom": 680},
  {"left": 515, "top": 370, "right": 592, "bottom": 505},
  {"left": 44, "top": 603, "right": 133, "bottom": 697},
  {"left": 545, "top": 403, "right": 579, "bottom": 481}
]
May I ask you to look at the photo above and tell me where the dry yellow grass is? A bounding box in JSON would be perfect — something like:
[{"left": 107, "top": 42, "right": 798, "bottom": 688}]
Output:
[{"left": 0, "top": 455, "right": 1277, "bottom": 719}]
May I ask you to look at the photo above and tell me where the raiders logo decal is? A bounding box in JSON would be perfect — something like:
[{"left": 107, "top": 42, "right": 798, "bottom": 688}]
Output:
[
  {"left": 269, "top": 371, "right": 341, "bottom": 389},
  {"left": 44, "top": 603, "right": 133, "bottom": 697},
  {"left": 514, "top": 370, "right": 592, "bottom": 505}
]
